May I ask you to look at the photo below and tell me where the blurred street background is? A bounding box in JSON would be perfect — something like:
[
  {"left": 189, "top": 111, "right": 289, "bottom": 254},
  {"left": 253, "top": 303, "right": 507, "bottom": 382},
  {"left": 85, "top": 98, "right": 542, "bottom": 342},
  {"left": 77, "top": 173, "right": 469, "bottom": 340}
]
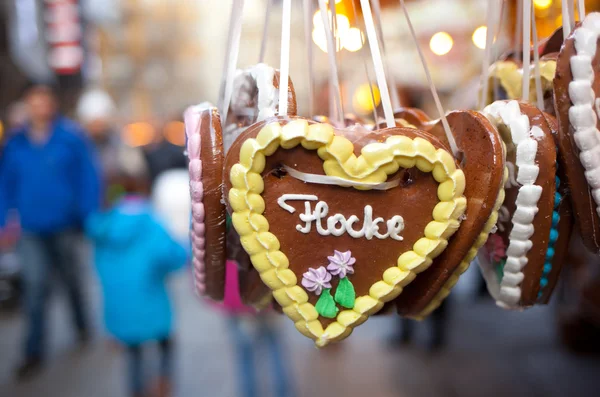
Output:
[{"left": 1, "top": 1, "right": 600, "bottom": 397}]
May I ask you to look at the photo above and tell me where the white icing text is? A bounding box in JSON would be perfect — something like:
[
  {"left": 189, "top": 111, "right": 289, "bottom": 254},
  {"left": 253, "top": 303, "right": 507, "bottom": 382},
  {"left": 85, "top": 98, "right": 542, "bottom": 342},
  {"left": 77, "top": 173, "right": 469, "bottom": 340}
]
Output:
[{"left": 277, "top": 194, "right": 405, "bottom": 241}]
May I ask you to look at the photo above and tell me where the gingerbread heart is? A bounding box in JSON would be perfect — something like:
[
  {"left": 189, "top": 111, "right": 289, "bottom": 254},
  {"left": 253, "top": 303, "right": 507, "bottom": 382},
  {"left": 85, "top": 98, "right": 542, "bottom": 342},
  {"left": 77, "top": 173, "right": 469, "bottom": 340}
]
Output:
[
  {"left": 553, "top": 12, "right": 600, "bottom": 254},
  {"left": 478, "top": 100, "right": 572, "bottom": 308},
  {"left": 224, "top": 118, "right": 467, "bottom": 346},
  {"left": 388, "top": 109, "right": 506, "bottom": 318},
  {"left": 184, "top": 104, "right": 227, "bottom": 300},
  {"left": 484, "top": 59, "right": 556, "bottom": 113}
]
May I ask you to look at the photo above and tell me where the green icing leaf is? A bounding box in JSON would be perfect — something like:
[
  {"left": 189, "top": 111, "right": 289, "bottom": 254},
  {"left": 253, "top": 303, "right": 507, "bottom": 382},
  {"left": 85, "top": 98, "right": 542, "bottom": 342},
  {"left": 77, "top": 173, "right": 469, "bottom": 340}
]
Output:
[
  {"left": 334, "top": 277, "right": 356, "bottom": 309},
  {"left": 315, "top": 289, "right": 338, "bottom": 318},
  {"left": 495, "top": 258, "right": 506, "bottom": 282}
]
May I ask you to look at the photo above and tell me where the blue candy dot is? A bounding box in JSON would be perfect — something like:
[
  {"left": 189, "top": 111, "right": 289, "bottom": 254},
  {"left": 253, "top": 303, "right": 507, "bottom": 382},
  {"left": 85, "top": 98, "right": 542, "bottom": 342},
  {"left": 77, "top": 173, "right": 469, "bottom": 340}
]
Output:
[
  {"left": 552, "top": 212, "right": 560, "bottom": 226},
  {"left": 549, "top": 229, "right": 559, "bottom": 243},
  {"left": 538, "top": 291, "right": 543, "bottom": 299},
  {"left": 544, "top": 262, "right": 552, "bottom": 273},
  {"left": 545, "top": 248, "right": 555, "bottom": 261},
  {"left": 555, "top": 176, "right": 560, "bottom": 188},
  {"left": 540, "top": 278, "right": 548, "bottom": 287},
  {"left": 554, "top": 192, "right": 562, "bottom": 207}
]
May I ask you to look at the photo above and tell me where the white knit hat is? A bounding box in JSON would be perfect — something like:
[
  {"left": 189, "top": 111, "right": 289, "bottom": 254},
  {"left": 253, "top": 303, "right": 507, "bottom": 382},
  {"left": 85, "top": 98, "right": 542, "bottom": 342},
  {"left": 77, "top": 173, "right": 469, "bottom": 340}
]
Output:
[{"left": 76, "top": 89, "right": 116, "bottom": 124}]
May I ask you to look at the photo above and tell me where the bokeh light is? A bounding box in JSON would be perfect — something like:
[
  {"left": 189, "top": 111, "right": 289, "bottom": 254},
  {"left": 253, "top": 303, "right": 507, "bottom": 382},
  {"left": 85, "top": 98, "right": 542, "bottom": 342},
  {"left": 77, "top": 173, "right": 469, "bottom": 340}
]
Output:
[
  {"left": 163, "top": 121, "right": 185, "bottom": 146},
  {"left": 429, "top": 32, "right": 453, "bottom": 56},
  {"left": 472, "top": 26, "right": 487, "bottom": 50},
  {"left": 533, "top": 0, "right": 553, "bottom": 10},
  {"left": 342, "top": 28, "right": 364, "bottom": 52},
  {"left": 353, "top": 83, "right": 381, "bottom": 114},
  {"left": 122, "top": 122, "right": 156, "bottom": 147}
]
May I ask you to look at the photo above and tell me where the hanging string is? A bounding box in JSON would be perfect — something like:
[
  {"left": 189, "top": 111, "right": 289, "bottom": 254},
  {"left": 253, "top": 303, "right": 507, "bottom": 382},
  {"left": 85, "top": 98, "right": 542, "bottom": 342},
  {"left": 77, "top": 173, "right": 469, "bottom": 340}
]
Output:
[
  {"left": 568, "top": 0, "right": 576, "bottom": 27},
  {"left": 217, "top": 0, "right": 238, "bottom": 111},
  {"left": 302, "top": 0, "right": 315, "bottom": 116},
  {"left": 397, "top": 0, "right": 459, "bottom": 157},
  {"left": 480, "top": 0, "right": 500, "bottom": 110},
  {"left": 521, "top": 0, "right": 531, "bottom": 102},
  {"left": 578, "top": 0, "right": 586, "bottom": 21},
  {"left": 361, "top": 0, "right": 394, "bottom": 128},
  {"left": 514, "top": 0, "right": 523, "bottom": 61},
  {"left": 318, "top": 0, "right": 344, "bottom": 123},
  {"left": 492, "top": 0, "right": 506, "bottom": 103},
  {"left": 531, "top": 2, "right": 544, "bottom": 110},
  {"left": 372, "top": 0, "right": 401, "bottom": 110},
  {"left": 330, "top": 3, "right": 345, "bottom": 121},
  {"left": 562, "top": 0, "right": 572, "bottom": 38},
  {"left": 278, "top": 0, "right": 292, "bottom": 116},
  {"left": 349, "top": 0, "right": 379, "bottom": 125},
  {"left": 220, "top": 0, "right": 245, "bottom": 123},
  {"left": 258, "top": 0, "right": 273, "bottom": 63}
]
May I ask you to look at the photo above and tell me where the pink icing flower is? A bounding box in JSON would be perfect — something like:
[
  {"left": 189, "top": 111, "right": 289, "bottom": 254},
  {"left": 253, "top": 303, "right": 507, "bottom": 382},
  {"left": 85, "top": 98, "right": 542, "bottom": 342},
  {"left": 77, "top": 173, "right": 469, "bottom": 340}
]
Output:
[
  {"left": 327, "top": 250, "right": 356, "bottom": 279},
  {"left": 485, "top": 234, "right": 506, "bottom": 263},
  {"left": 302, "top": 266, "right": 332, "bottom": 296}
]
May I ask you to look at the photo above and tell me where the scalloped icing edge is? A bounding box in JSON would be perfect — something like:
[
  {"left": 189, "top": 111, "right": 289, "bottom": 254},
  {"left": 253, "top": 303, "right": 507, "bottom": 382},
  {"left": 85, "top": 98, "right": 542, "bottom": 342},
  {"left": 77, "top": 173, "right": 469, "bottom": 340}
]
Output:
[
  {"left": 479, "top": 100, "right": 543, "bottom": 309},
  {"left": 184, "top": 103, "right": 215, "bottom": 296},
  {"left": 568, "top": 12, "right": 600, "bottom": 218},
  {"left": 228, "top": 119, "right": 467, "bottom": 346},
  {"left": 414, "top": 162, "right": 508, "bottom": 320}
]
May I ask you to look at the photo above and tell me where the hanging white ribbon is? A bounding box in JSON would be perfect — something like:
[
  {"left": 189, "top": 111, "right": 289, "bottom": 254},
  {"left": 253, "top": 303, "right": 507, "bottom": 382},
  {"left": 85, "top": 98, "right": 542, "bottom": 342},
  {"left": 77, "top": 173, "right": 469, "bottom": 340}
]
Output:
[
  {"left": 318, "top": 0, "right": 344, "bottom": 123},
  {"left": 578, "top": 0, "right": 586, "bottom": 20},
  {"left": 220, "top": 0, "right": 245, "bottom": 123},
  {"left": 361, "top": 0, "right": 395, "bottom": 128},
  {"left": 283, "top": 165, "right": 401, "bottom": 190},
  {"left": 278, "top": 0, "right": 292, "bottom": 116},
  {"left": 302, "top": 0, "right": 315, "bottom": 116},
  {"left": 562, "top": 0, "right": 572, "bottom": 38},
  {"left": 258, "top": 0, "right": 273, "bottom": 63},
  {"left": 480, "top": 0, "right": 500, "bottom": 110},
  {"left": 522, "top": 0, "right": 531, "bottom": 102},
  {"left": 397, "top": 0, "right": 459, "bottom": 157},
  {"left": 531, "top": 2, "right": 544, "bottom": 110},
  {"left": 372, "top": 0, "right": 401, "bottom": 110}
]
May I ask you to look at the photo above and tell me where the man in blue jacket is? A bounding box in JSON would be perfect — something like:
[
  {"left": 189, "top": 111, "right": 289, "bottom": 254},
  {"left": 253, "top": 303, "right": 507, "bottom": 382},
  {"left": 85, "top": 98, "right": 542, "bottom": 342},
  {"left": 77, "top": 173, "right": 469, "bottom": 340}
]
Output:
[{"left": 0, "top": 86, "right": 102, "bottom": 379}]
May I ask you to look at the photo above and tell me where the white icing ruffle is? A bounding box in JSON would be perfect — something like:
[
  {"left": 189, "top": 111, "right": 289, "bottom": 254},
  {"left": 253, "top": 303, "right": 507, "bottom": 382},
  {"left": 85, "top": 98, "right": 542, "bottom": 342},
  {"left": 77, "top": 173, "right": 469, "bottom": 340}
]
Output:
[
  {"left": 569, "top": 13, "right": 600, "bottom": 217},
  {"left": 480, "top": 100, "right": 542, "bottom": 309}
]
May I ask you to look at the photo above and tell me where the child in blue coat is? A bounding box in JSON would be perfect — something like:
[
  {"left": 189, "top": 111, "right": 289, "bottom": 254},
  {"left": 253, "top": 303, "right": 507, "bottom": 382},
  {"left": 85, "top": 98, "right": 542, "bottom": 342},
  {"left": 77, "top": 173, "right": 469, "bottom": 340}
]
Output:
[{"left": 86, "top": 174, "right": 187, "bottom": 397}]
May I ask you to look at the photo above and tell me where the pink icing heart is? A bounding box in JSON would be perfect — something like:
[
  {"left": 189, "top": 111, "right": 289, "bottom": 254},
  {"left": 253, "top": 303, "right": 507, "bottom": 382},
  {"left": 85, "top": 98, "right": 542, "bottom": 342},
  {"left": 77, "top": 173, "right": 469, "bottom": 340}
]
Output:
[{"left": 190, "top": 182, "right": 204, "bottom": 201}]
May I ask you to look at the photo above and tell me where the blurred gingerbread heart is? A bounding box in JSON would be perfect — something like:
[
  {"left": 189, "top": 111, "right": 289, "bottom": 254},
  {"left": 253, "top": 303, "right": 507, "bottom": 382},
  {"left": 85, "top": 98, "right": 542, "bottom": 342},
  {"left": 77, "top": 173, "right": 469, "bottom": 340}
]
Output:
[
  {"left": 554, "top": 12, "right": 600, "bottom": 254},
  {"left": 478, "top": 100, "right": 572, "bottom": 308},
  {"left": 224, "top": 118, "right": 467, "bottom": 345}
]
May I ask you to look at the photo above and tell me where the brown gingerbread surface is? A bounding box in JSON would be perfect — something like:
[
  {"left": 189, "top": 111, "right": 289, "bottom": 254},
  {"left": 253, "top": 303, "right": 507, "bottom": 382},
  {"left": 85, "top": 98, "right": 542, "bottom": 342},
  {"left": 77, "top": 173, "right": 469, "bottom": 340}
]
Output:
[
  {"left": 389, "top": 109, "right": 504, "bottom": 316},
  {"left": 553, "top": 25, "right": 600, "bottom": 254},
  {"left": 197, "top": 109, "right": 227, "bottom": 300},
  {"left": 224, "top": 117, "right": 461, "bottom": 326}
]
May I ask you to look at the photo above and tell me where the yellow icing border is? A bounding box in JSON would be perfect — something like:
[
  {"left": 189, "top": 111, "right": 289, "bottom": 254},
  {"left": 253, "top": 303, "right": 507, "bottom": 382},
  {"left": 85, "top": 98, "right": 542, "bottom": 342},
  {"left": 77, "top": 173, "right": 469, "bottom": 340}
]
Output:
[
  {"left": 414, "top": 165, "right": 508, "bottom": 319},
  {"left": 228, "top": 119, "right": 467, "bottom": 346}
]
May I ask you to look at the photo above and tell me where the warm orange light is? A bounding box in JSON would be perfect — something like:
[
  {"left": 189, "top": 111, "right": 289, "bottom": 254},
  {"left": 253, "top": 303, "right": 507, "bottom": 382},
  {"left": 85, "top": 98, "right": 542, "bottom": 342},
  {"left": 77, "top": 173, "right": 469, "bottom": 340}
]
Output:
[
  {"left": 534, "top": 0, "right": 552, "bottom": 10},
  {"left": 353, "top": 84, "right": 381, "bottom": 114},
  {"left": 164, "top": 121, "right": 185, "bottom": 146},
  {"left": 429, "top": 32, "right": 453, "bottom": 56},
  {"left": 122, "top": 122, "right": 155, "bottom": 147}
]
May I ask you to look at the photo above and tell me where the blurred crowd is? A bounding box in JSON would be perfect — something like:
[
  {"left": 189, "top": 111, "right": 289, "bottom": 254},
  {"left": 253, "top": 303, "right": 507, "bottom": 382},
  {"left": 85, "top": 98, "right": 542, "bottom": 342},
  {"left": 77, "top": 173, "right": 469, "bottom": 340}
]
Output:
[{"left": 0, "top": 85, "right": 302, "bottom": 397}]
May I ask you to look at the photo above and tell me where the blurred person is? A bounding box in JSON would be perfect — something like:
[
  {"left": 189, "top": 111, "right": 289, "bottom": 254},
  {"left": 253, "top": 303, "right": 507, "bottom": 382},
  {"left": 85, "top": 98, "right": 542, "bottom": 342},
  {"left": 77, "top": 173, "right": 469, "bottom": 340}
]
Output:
[
  {"left": 388, "top": 300, "right": 450, "bottom": 351},
  {"left": 77, "top": 89, "right": 149, "bottom": 196},
  {"left": 217, "top": 229, "right": 295, "bottom": 397},
  {"left": 86, "top": 167, "right": 187, "bottom": 397},
  {"left": 143, "top": 118, "right": 187, "bottom": 185},
  {"left": 0, "top": 85, "right": 101, "bottom": 379}
]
